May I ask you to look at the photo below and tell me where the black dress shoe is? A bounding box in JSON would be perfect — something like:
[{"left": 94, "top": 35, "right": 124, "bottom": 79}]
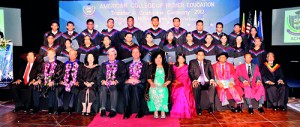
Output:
[
  {"left": 135, "top": 111, "right": 144, "bottom": 118},
  {"left": 208, "top": 107, "right": 213, "bottom": 114},
  {"left": 237, "top": 106, "right": 242, "bottom": 113},
  {"left": 57, "top": 107, "right": 63, "bottom": 115},
  {"left": 31, "top": 108, "right": 39, "bottom": 114},
  {"left": 108, "top": 111, "right": 117, "bottom": 118},
  {"left": 248, "top": 108, "right": 254, "bottom": 114},
  {"left": 272, "top": 106, "right": 278, "bottom": 111},
  {"left": 198, "top": 108, "right": 202, "bottom": 115},
  {"left": 82, "top": 112, "right": 86, "bottom": 115},
  {"left": 279, "top": 106, "right": 287, "bottom": 111},
  {"left": 258, "top": 107, "right": 265, "bottom": 113},
  {"left": 68, "top": 107, "right": 73, "bottom": 115},
  {"left": 24, "top": 107, "right": 30, "bottom": 113},
  {"left": 123, "top": 108, "right": 132, "bottom": 119},
  {"left": 231, "top": 106, "right": 238, "bottom": 113},
  {"left": 48, "top": 108, "right": 54, "bottom": 114},
  {"left": 12, "top": 107, "right": 21, "bottom": 113},
  {"left": 100, "top": 110, "right": 106, "bottom": 117}
]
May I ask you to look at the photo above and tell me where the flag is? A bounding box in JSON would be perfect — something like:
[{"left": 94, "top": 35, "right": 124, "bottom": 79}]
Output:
[
  {"left": 246, "top": 12, "right": 252, "bottom": 34},
  {"left": 257, "top": 11, "right": 264, "bottom": 41},
  {"left": 242, "top": 13, "right": 246, "bottom": 33},
  {"left": 253, "top": 10, "right": 258, "bottom": 28}
]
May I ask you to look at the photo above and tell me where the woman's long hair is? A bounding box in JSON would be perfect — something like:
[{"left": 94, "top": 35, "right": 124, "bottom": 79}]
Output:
[
  {"left": 175, "top": 53, "right": 187, "bottom": 67},
  {"left": 150, "top": 51, "right": 168, "bottom": 79},
  {"left": 164, "top": 31, "right": 177, "bottom": 47}
]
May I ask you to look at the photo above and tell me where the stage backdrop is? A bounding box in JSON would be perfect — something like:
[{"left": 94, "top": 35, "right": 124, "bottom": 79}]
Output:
[{"left": 59, "top": 0, "right": 240, "bottom": 34}]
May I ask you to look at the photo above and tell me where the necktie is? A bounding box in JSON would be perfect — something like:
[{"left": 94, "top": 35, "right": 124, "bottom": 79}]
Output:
[
  {"left": 248, "top": 65, "right": 252, "bottom": 78},
  {"left": 222, "top": 64, "right": 225, "bottom": 77},
  {"left": 23, "top": 63, "right": 31, "bottom": 85},
  {"left": 199, "top": 62, "right": 205, "bottom": 85}
]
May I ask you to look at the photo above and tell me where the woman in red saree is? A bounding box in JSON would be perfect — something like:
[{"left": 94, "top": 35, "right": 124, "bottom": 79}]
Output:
[{"left": 170, "top": 53, "right": 197, "bottom": 118}]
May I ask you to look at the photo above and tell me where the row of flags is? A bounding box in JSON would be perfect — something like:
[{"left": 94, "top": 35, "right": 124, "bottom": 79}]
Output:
[{"left": 242, "top": 10, "right": 264, "bottom": 41}]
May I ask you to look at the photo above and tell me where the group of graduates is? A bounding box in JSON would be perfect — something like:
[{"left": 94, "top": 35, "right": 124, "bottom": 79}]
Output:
[{"left": 10, "top": 16, "right": 288, "bottom": 119}]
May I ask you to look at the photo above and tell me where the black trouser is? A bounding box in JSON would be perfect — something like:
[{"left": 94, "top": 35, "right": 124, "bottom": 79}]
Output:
[
  {"left": 100, "top": 85, "right": 118, "bottom": 111},
  {"left": 10, "top": 83, "right": 32, "bottom": 109},
  {"left": 266, "top": 84, "right": 286, "bottom": 107},
  {"left": 33, "top": 87, "right": 55, "bottom": 109},
  {"left": 192, "top": 83, "right": 215, "bottom": 113},
  {"left": 123, "top": 83, "right": 145, "bottom": 113},
  {"left": 56, "top": 85, "right": 78, "bottom": 108}
]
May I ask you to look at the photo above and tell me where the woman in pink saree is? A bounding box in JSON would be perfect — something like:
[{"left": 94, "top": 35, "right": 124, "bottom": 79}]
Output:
[{"left": 170, "top": 53, "right": 197, "bottom": 118}]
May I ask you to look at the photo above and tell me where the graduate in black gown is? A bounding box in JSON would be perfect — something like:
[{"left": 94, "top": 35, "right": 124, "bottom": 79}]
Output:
[
  {"left": 77, "top": 53, "right": 100, "bottom": 116},
  {"left": 192, "top": 20, "right": 209, "bottom": 45},
  {"left": 143, "top": 16, "right": 166, "bottom": 48},
  {"left": 99, "top": 35, "right": 115, "bottom": 55},
  {"left": 101, "top": 18, "right": 121, "bottom": 47},
  {"left": 168, "top": 17, "right": 187, "bottom": 45},
  {"left": 120, "top": 16, "right": 144, "bottom": 45},
  {"left": 181, "top": 32, "right": 200, "bottom": 56},
  {"left": 248, "top": 27, "right": 265, "bottom": 49},
  {"left": 123, "top": 47, "right": 148, "bottom": 119},
  {"left": 117, "top": 33, "right": 139, "bottom": 60},
  {"left": 59, "top": 39, "right": 73, "bottom": 57},
  {"left": 228, "top": 23, "right": 248, "bottom": 48},
  {"left": 38, "top": 33, "right": 62, "bottom": 63},
  {"left": 233, "top": 35, "right": 248, "bottom": 58},
  {"left": 61, "top": 21, "right": 79, "bottom": 48},
  {"left": 260, "top": 52, "right": 288, "bottom": 111},
  {"left": 140, "top": 33, "right": 161, "bottom": 61},
  {"left": 199, "top": 34, "right": 218, "bottom": 56},
  {"left": 162, "top": 31, "right": 181, "bottom": 55},
  {"left": 98, "top": 48, "right": 126, "bottom": 118},
  {"left": 11, "top": 52, "right": 38, "bottom": 113},
  {"left": 248, "top": 37, "right": 267, "bottom": 66},
  {"left": 77, "top": 19, "right": 102, "bottom": 47},
  {"left": 77, "top": 35, "right": 99, "bottom": 60},
  {"left": 212, "top": 22, "right": 227, "bottom": 45},
  {"left": 216, "top": 34, "right": 234, "bottom": 57},
  {"left": 57, "top": 50, "right": 83, "bottom": 115},
  {"left": 32, "top": 48, "right": 64, "bottom": 114},
  {"left": 43, "top": 20, "right": 63, "bottom": 46}
]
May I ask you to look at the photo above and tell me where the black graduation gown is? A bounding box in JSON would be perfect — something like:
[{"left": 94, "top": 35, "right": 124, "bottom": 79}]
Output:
[
  {"left": 99, "top": 45, "right": 115, "bottom": 55},
  {"left": 117, "top": 42, "right": 139, "bottom": 60},
  {"left": 78, "top": 65, "right": 100, "bottom": 103},
  {"left": 260, "top": 62, "right": 285, "bottom": 83},
  {"left": 37, "top": 44, "right": 62, "bottom": 63},
  {"left": 249, "top": 48, "right": 267, "bottom": 66},
  {"left": 78, "top": 29, "right": 103, "bottom": 47},
  {"left": 43, "top": 31, "right": 64, "bottom": 46},
  {"left": 192, "top": 30, "right": 209, "bottom": 45},
  {"left": 167, "top": 27, "right": 187, "bottom": 45},
  {"left": 233, "top": 47, "right": 247, "bottom": 58},
  {"left": 140, "top": 44, "right": 161, "bottom": 59},
  {"left": 61, "top": 31, "right": 80, "bottom": 47},
  {"left": 162, "top": 44, "right": 181, "bottom": 55},
  {"left": 120, "top": 27, "right": 144, "bottom": 45},
  {"left": 212, "top": 32, "right": 227, "bottom": 45},
  {"left": 59, "top": 49, "right": 70, "bottom": 57},
  {"left": 200, "top": 44, "right": 218, "bottom": 56},
  {"left": 144, "top": 28, "right": 166, "bottom": 47},
  {"left": 77, "top": 45, "right": 99, "bottom": 60},
  {"left": 216, "top": 44, "right": 234, "bottom": 57},
  {"left": 181, "top": 43, "right": 200, "bottom": 56},
  {"left": 228, "top": 31, "right": 248, "bottom": 48},
  {"left": 101, "top": 29, "right": 121, "bottom": 47}
]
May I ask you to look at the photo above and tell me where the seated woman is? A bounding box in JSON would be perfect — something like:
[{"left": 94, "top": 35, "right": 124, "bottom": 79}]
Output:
[
  {"left": 170, "top": 53, "right": 197, "bottom": 118},
  {"left": 140, "top": 33, "right": 161, "bottom": 62},
  {"left": 77, "top": 35, "right": 99, "bottom": 60},
  {"left": 98, "top": 48, "right": 126, "bottom": 118},
  {"left": 147, "top": 51, "right": 173, "bottom": 119},
  {"left": 60, "top": 39, "right": 73, "bottom": 57},
  {"left": 78, "top": 53, "right": 100, "bottom": 116},
  {"left": 99, "top": 35, "right": 115, "bottom": 55}
]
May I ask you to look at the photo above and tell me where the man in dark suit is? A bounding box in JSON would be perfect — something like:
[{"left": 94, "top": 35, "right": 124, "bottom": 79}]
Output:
[
  {"left": 123, "top": 47, "right": 148, "bottom": 119},
  {"left": 11, "top": 51, "right": 38, "bottom": 113},
  {"left": 188, "top": 50, "right": 216, "bottom": 115},
  {"left": 260, "top": 52, "right": 288, "bottom": 111}
]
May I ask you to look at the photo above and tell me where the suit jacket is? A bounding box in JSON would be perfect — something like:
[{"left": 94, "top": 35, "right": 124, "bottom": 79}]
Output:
[
  {"left": 15, "top": 62, "right": 39, "bottom": 84},
  {"left": 236, "top": 63, "right": 261, "bottom": 86},
  {"left": 188, "top": 59, "right": 215, "bottom": 82},
  {"left": 98, "top": 60, "right": 126, "bottom": 86},
  {"left": 125, "top": 60, "right": 148, "bottom": 85}
]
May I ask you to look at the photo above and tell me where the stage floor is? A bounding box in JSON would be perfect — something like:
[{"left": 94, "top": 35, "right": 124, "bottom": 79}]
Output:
[{"left": 0, "top": 99, "right": 299, "bottom": 127}]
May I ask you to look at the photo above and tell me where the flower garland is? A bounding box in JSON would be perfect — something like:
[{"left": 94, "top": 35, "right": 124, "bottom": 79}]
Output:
[
  {"left": 63, "top": 61, "right": 79, "bottom": 92},
  {"left": 129, "top": 61, "right": 143, "bottom": 80},
  {"left": 105, "top": 61, "right": 118, "bottom": 87},
  {"left": 44, "top": 62, "right": 57, "bottom": 86}
]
